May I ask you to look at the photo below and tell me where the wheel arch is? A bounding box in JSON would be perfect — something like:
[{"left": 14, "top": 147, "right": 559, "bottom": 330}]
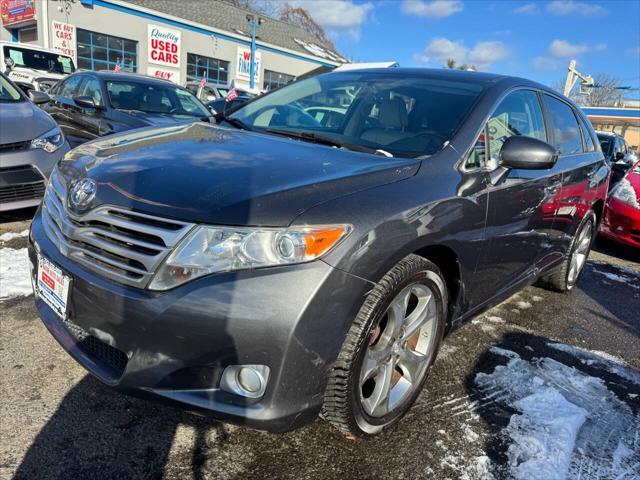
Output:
[{"left": 412, "top": 244, "right": 462, "bottom": 326}]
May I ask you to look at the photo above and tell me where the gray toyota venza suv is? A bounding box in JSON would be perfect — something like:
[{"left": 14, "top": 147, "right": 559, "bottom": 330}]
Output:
[{"left": 29, "top": 69, "right": 608, "bottom": 436}]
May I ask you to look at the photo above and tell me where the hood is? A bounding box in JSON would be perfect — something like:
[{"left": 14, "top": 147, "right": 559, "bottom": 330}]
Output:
[
  {"left": 8, "top": 68, "right": 65, "bottom": 82},
  {"left": 0, "top": 100, "right": 57, "bottom": 144},
  {"left": 58, "top": 123, "right": 419, "bottom": 226}
]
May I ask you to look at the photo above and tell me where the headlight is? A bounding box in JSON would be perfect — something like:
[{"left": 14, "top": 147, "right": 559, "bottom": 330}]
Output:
[
  {"left": 149, "top": 224, "right": 350, "bottom": 290},
  {"left": 611, "top": 178, "right": 640, "bottom": 210},
  {"left": 31, "top": 127, "right": 65, "bottom": 153}
]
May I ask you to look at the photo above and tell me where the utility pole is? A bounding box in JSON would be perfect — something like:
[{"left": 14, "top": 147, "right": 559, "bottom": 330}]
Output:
[{"left": 246, "top": 14, "right": 264, "bottom": 90}]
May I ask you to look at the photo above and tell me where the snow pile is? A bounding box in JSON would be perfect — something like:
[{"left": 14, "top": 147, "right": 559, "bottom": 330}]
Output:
[
  {"left": 0, "top": 229, "right": 28, "bottom": 242},
  {"left": 548, "top": 342, "right": 640, "bottom": 385},
  {"left": 0, "top": 248, "right": 33, "bottom": 301},
  {"left": 505, "top": 388, "right": 587, "bottom": 479},
  {"left": 475, "top": 348, "right": 639, "bottom": 479}
]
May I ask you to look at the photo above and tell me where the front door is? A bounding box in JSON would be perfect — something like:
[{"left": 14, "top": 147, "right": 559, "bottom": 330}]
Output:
[{"left": 473, "top": 89, "right": 563, "bottom": 301}]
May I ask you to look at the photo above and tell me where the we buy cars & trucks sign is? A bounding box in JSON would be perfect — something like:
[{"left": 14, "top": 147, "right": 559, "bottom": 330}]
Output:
[
  {"left": 148, "top": 24, "right": 181, "bottom": 68},
  {"left": 51, "top": 21, "right": 76, "bottom": 63}
]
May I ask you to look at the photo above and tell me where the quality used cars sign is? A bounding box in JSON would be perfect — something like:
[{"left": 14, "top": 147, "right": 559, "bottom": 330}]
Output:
[{"left": 147, "top": 24, "right": 181, "bottom": 68}]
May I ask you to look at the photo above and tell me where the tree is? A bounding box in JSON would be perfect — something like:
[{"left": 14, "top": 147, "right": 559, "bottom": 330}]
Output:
[
  {"left": 551, "top": 74, "right": 624, "bottom": 106},
  {"left": 223, "top": 0, "right": 335, "bottom": 49},
  {"left": 445, "top": 58, "right": 477, "bottom": 71},
  {"left": 279, "top": 3, "right": 335, "bottom": 49}
]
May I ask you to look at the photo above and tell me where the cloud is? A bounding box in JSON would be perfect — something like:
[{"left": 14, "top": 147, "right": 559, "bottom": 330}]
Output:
[
  {"left": 548, "top": 39, "right": 589, "bottom": 57},
  {"left": 547, "top": 0, "right": 607, "bottom": 16},
  {"left": 416, "top": 37, "right": 510, "bottom": 69},
  {"left": 286, "top": 0, "right": 374, "bottom": 38},
  {"left": 532, "top": 56, "right": 561, "bottom": 71},
  {"left": 401, "top": 0, "right": 463, "bottom": 19},
  {"left": 513, "top": 3, "right": 539, "bottom": 14},
  {"left": 547, "top": 39, "right": 607, "bottom": 58}
]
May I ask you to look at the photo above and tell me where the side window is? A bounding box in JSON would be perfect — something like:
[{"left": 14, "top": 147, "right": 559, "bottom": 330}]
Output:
[
  {"left": 59, "top": 75, "right": 85, "bottom": 99},
  {"left": 543, "top": 95, "right": 582, "bottom": 155},
  {"left": 577, "top": 113, "right": 595, "bottom": 152},
  {"left": 487, "top": 90, "right": 546, "bottom": 165},
  {"left": 78, "top": 76, "right": 103, "bottom": 106},
  {"left": 465, "top": 128, "right": 487, "bottom": 169}
]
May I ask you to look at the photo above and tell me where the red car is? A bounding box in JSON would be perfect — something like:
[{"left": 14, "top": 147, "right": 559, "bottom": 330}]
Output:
[{"left": 600, "top": 160, "right": 640, "bottom": 249}]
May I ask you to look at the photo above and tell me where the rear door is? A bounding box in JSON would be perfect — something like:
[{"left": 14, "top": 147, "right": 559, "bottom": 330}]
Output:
[
  {"left": 542, "top": 94, "right": 607, "bottom": 254},
  {"left": 473, "top": 89, "right": 564, "bottom": 301}
]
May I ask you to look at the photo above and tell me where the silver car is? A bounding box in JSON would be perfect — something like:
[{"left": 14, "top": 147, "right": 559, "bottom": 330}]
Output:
[{"left": 0, "top": 73, "right": 69, "bottom": 212}]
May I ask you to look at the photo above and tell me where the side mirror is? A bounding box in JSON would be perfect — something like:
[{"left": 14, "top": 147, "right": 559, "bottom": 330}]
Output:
[
  {"left": 28, "top": 90, "right": 51, "bottom": 104},
  {"left": 209, "top": 106, "right": 218, "bottom": 116},
  {"left": 73, "top": 96, "right": 99, "bottom": 110},
  {"left": 4, "top": 57, "right": 15, "bottom": 70},
  {"left": 500, "top": 136, "right": 558, "bottom": 170}
]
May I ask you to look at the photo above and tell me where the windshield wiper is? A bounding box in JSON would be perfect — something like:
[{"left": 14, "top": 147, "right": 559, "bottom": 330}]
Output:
[
  {"left": 214, "top": 112, "right": 252, "bottom": 131},
  {"left": 263, "top": 128, "right": 387, "bottom": 156}
]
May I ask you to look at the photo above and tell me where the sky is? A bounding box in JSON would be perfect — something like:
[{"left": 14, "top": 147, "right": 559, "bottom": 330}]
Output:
[{"left": 288, "top": 0, "right": 640, "bottom": 98}]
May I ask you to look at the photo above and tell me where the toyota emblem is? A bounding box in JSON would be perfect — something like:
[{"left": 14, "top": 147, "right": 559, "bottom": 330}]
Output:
[{"left": 69, "top": 178, "right": 97, "bottom": 209}]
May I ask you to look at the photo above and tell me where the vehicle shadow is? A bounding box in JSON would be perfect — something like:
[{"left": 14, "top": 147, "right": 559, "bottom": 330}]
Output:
[
  {"left": 0, "top": 206, "right": 37, "bottom": 224},
  {"left": 463, "top": 331, "right": 640, "bottom": 479},
  {"left": 593, "top": 237, "right": 640, "bottom": 263},
  {"left": 11, "top": 374, "right": 228, "bottom": 480}
]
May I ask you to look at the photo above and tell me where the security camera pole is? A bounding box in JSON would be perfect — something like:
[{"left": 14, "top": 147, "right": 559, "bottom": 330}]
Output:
[{"left": 246, "top": 14, "right": 264, "bottom": 90}]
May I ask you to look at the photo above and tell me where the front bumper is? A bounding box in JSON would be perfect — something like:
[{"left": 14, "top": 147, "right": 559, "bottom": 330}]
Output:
[
  {"left": 0, "top": 143, "right": 69, "bottom": 211},
  {"left": 599, "top": 199, "right": 640, "bottom": 248},
  {"left": 29, "top": 211, "right": 371, "bottom": 432}
]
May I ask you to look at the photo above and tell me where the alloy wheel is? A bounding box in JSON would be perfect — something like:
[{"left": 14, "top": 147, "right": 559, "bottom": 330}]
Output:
[
  {"left": 359, "top": 283, "right": 438, "bottom": 418},
  {"left": 568, "top": 220, "right": 593, "bottom": 286}
]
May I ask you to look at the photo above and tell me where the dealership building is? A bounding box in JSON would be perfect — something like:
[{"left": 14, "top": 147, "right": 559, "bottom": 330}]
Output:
[{"left": 0, "top": 0, "right": 345, "bottom": 90}]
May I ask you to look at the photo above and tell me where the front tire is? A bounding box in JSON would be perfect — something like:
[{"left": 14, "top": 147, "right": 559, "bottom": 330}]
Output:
[
  {"left": 322, "top": 254, "right": 447, "bottom": 437},
  {"left": 537, "top": 212, "right": 596, "bottom": 292}
]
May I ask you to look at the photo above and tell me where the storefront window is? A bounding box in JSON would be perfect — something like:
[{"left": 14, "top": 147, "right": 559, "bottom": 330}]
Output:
[
  {"left": 263, "top": 70, "right": 294, "bottom": 91},
  {"left": 186, "top": 53, "right": 229, "bottom": 85},
  {"left": 77, "top": 29, "right": 138, "bottom": 72}
]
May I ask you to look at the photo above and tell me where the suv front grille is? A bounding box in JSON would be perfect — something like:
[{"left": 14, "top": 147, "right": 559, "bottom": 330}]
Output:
[
  {"left": 41, "top": 170, "right": 194, "bottom": 288},
  {"left": 0, "top": 166, "right": 46, "bottom": 203},
  {"left": 0, "top": 140, "right": 30, "bottom": 153}
]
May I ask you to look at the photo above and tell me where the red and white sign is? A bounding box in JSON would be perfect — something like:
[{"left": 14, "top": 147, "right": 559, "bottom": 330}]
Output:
[
  {"left": 148, "top": 24, "right": 181, "bottom": 68},
  {"left": 1, "top": 0, "right": 35, "bottom": 27},
  {"left": 146, "top": 66, "right": 180, "bottom": 84},
  {"left": 36, "top": 254, "right": 71, "bottom": 320},
  {"left": 51, "top": 21, "right": 76, "bottom": 63}
]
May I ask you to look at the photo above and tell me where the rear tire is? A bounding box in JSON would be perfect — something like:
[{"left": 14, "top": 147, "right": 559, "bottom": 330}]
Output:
[
  {"left": 537, "top": 212, "right": 596, "bottom": 292},
  {"left": 322, "top": 254, "right": 447, "bottom": 437}
]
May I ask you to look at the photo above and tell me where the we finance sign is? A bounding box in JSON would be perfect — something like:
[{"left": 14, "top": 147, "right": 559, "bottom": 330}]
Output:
[
  {"left": 236, "top": 47, "right": 260, "bottom": 83},
  {"left": 147, "top": 24, "right": 180, "bottom": 68}
]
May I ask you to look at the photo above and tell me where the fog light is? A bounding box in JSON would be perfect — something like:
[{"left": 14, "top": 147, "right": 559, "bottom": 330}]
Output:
[{"left": 220, "top": 364, "right": 270, "bottom": 398}]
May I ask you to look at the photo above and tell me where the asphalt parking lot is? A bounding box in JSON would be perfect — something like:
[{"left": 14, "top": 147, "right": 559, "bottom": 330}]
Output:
[{"left": 1, "top": 208, "right": 639, "bottom": 480}]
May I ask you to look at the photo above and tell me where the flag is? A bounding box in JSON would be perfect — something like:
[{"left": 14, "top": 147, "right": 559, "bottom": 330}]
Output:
[
  {"left": 199, "top": 77, "right": 207, "bottom": 88},
  {"left": 114, "top": 63, "right": 121, "bottom": 73},
  {"left": 225, "top": 88, "right": 238, "bottom": 102}
]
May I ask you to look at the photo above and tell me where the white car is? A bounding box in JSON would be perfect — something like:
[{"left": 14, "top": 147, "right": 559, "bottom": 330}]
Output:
[{"left": 1, "top": 41, "right": 75, "bottom": 94}]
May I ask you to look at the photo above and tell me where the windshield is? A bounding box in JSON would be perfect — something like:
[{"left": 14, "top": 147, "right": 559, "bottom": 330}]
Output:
[
  {"left": 106, "top": 80, "right": 211, "bottom": 118},
  {"left": 3, "top": 46, "right": 75, "bottom": 74},
  {"left": 0, "top": 75, "right": 23, "bottom": 102},
  {"left": 229, "top": 72, "right": 485, "bottom": 158}
]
